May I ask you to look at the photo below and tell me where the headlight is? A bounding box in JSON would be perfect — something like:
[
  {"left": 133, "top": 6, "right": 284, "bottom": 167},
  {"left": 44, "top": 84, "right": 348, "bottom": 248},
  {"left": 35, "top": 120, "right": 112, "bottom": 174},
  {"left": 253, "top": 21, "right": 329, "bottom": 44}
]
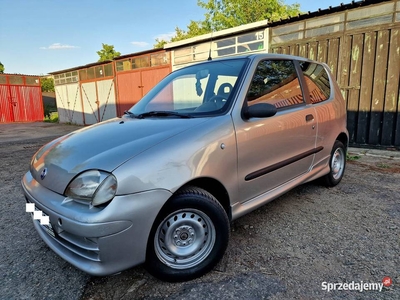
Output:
[{"left": 65, "top": 170, "right": 117, "bottom": 206}]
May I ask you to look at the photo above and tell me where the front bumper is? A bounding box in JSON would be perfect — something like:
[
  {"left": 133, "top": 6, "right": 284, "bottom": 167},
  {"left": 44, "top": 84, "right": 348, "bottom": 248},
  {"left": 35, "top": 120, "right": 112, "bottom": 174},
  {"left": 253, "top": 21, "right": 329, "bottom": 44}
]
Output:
[{"left": 22, "top": 171, "right": 172, "bottom": 276}]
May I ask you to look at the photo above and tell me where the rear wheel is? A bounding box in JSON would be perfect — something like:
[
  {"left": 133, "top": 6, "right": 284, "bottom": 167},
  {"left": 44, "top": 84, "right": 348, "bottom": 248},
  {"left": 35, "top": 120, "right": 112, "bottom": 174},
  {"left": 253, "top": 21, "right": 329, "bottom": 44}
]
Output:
[
  {"left": 323, "top": 140, "right": 346, "bottom": 187},
  {"left": 145, "top": 186, "right": 230, "bottom": 282}
]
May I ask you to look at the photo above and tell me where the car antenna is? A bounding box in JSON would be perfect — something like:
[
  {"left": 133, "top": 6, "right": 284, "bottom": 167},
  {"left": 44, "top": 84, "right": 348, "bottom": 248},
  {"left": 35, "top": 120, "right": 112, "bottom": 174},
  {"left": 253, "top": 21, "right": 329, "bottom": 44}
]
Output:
[
  {"left": 208, "top": 1, "right": 217, "bottom": 61},
  {"left": 207, "top": 30, "right": 213, "bottom": 61}
]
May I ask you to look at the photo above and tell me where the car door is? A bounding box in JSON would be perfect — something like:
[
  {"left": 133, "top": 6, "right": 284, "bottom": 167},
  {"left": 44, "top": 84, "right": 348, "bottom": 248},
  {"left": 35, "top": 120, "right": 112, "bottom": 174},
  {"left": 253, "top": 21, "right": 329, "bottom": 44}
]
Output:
[{"left": 233, "top": 59, "right": 318, "bottom": 203}]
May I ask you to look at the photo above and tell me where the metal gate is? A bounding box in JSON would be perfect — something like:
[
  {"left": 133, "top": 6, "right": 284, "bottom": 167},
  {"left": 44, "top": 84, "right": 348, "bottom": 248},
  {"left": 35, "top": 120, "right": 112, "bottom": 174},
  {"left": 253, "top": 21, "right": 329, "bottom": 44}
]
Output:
[
  {"left": 0, "top": 74, "right": 43, "bottom": 123},
  {"left": 55, "top": 83, "right": 84, "bottom": 125},
  {"left": 115, "top": 66, "right": 171, "bottom": 115},
  {"left": 80, "top": 79, "right": 117, "bottom": 125}
]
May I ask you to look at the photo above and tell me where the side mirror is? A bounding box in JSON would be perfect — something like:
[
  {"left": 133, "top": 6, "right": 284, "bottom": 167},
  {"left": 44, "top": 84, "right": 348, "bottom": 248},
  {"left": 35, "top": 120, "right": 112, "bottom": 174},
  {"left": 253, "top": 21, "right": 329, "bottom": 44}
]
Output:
[{"left": 244, "top": 103, "right": 277, "bottom": 119}]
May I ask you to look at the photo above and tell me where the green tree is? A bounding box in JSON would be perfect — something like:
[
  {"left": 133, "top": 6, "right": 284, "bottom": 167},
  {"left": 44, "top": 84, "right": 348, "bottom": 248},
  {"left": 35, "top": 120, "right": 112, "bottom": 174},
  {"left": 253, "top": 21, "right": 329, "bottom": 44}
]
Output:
[
  {"left": 0, "top": 61, "right": 4, "bottom": 74},
  {"left": 41, "top": 77, "right": 55, "bottom": 92},
  {"left": 96, "top": 43, "right": 121, "bottom": 62},
  {"left": 154, "top": 0, "right": 301, "bottom": 47},
  {"left": 154, "top": 39, "right": 168, "bottom": 49}
]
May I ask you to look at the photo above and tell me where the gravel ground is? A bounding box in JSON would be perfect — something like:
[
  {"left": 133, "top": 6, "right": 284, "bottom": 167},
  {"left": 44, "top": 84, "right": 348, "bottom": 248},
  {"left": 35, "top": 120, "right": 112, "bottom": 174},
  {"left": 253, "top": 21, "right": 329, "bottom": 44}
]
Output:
[{"left": 0, "top": 123, "right": 399, "bottom": 300}]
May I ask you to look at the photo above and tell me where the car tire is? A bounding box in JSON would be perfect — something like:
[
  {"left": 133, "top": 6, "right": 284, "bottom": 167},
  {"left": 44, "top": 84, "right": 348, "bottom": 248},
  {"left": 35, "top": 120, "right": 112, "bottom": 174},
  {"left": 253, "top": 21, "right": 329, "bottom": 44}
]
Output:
[
  {"left": 145, "top": 186, "right": 230, "bottom": 282},
  {"left": 323, "top": 140, "right": 346, "bottom": 187}
]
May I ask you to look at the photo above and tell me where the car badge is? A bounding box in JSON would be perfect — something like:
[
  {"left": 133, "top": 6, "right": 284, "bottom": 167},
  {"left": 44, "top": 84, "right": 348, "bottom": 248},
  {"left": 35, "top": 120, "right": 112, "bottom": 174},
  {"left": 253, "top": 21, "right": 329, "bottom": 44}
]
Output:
[{"left": 40, "top": 168, "right": 48, "bottom": 180}]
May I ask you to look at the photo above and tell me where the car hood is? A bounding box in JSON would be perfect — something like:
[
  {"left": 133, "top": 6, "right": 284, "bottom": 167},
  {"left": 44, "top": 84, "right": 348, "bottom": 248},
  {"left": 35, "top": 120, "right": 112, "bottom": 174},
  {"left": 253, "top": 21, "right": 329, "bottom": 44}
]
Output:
[{"left": 30, "top": 117, "right": 208, "bottom": 194}]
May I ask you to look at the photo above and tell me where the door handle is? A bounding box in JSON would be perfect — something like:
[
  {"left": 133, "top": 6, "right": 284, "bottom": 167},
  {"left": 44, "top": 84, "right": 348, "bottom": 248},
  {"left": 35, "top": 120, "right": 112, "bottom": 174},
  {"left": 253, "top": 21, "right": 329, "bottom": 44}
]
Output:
[{"left": 306, "top": 114, "right": 314, "bottom": 122}]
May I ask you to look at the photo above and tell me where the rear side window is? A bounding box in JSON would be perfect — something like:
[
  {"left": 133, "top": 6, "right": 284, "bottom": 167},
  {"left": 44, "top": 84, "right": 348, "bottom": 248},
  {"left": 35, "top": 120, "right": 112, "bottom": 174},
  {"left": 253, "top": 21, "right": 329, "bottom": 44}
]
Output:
[
  {"left": 299, "top": 62, "right": 331, "bottom": 104},
  {"left": 246, "top": 60, "right": 304, "bottom": 109}
]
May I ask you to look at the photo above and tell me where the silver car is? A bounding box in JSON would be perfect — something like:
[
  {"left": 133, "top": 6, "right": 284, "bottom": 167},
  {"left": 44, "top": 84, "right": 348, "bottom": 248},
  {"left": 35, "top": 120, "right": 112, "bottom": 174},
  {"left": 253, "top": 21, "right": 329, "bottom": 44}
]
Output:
[{"left": 22, "top": 53, "right": 348, "bottom": 282}]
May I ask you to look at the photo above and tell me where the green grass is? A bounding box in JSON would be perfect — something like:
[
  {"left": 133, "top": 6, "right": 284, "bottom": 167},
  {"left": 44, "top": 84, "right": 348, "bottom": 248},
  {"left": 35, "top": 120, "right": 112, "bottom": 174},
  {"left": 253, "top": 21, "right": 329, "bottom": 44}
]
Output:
[
  {"left": 376, "top": 163, "right": 391, "bottom": 169},
  {"left": 44, "top": 111, "right": 59, "bottom": 123},
  {"left": 346, "top": 153, "right": 361, "bottom": 161}
]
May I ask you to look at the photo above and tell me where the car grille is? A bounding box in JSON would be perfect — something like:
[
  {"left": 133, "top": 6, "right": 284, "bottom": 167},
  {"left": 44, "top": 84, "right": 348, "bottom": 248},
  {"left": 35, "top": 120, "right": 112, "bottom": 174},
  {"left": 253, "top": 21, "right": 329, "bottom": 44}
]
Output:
[{"left": 26, "top": 197, "right": 100, "bottom": 262}]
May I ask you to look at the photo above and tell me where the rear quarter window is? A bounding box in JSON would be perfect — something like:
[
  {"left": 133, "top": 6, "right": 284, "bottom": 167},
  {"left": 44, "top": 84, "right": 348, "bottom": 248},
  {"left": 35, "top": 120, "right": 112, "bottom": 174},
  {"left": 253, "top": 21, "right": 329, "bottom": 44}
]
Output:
[{"left": 299, "top": 62, "right": 331, "bottom": 104}]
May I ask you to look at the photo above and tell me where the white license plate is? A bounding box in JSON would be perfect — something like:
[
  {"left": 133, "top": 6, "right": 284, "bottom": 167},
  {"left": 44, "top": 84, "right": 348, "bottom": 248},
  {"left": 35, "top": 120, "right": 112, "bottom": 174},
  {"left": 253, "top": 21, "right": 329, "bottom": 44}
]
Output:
[{"left": 30, "top": 208, "right": 55, "bottom": 238}]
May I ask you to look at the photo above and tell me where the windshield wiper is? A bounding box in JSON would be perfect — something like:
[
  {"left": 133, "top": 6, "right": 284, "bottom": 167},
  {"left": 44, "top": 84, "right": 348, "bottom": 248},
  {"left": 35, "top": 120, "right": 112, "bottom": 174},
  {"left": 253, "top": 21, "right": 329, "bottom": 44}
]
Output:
[
  {"left": 123, "top": 111, "right": 136, "bottom": 118},
  {"left": 136, "top": 111, "right": 192, "bottom": 119}
]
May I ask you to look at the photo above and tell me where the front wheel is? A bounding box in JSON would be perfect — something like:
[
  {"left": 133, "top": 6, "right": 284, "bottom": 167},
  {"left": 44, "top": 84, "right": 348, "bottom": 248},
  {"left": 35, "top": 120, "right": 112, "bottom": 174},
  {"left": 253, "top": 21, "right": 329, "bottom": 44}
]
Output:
[
  {"left": 145, "top": 186, "right": 230, "bottom": 282},
  {"left": 323, "top": 140, "right": 346, "bottom": 187}
]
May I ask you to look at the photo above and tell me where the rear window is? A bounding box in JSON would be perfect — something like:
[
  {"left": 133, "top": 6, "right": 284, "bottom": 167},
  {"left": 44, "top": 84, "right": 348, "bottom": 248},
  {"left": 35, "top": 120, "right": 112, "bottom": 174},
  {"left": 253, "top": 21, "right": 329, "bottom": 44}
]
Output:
[{"left": 299, "top": 62, "right": 331, "bottom": 104}]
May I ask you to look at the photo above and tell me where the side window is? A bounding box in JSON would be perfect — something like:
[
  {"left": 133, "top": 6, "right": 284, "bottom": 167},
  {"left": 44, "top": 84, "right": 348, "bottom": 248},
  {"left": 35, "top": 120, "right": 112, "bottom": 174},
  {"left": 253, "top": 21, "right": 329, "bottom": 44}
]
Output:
[
  {"left": 247, "top": 60, "right": 304, "bottom": 109},
  {"left": 299, "top": 62, "right": 331, "bottom": 104}
]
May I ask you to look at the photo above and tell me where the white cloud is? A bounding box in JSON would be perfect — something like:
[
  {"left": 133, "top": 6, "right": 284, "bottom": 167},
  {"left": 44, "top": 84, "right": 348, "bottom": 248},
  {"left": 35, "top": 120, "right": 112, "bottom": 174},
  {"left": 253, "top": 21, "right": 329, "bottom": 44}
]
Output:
[
  {"left": 130, "top": 41, "right": 149, "bottom": 47},
  {"left": 40, "top": 43, "right": 79, "bottom": 50},
  {"left": 153, "top": 32, "right": 175, "bottom": 41}
]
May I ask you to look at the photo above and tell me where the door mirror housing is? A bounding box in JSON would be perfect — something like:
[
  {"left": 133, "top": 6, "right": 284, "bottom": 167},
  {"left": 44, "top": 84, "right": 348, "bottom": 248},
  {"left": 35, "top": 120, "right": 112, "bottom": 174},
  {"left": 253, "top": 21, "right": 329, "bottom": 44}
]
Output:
[{"left": 243, "top": 103, "right": 277, "bottom": 119}]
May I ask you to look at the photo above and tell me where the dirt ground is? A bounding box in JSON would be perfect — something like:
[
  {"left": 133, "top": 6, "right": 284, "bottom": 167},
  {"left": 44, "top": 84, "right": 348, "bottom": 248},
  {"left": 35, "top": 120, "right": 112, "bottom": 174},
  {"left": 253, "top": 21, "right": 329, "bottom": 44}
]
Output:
[{"left": 0, "top": 123, "right": 399, "bottom": 300}]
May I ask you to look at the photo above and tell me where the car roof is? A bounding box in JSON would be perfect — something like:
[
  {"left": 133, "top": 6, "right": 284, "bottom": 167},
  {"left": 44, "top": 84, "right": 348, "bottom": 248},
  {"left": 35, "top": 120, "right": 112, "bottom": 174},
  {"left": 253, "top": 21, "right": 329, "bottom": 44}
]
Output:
[{"left": 208, "top": 52, "right": 318, "bottom": 64}]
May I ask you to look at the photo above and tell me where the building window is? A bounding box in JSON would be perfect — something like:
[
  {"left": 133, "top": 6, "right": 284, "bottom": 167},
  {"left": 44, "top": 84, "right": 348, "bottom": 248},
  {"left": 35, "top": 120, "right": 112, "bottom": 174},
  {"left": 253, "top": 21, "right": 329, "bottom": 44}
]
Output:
[
  {"left": 151, "top": 53, "right": 170, "bottom": 66},
  {"left": 116, "top": 60, "right": 131, "bottom": 72},
  {"left": 215, "top": 30, "right": 265, "bottom": 58},
  {"left": 54, "top": 71, "right": 79, "bottom": 85}
]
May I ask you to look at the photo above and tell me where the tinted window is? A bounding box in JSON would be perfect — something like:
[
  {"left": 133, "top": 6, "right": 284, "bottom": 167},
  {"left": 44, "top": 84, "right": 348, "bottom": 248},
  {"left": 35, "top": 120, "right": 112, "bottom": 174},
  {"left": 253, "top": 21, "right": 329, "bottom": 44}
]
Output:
[
  {"left": 300, "top": 62, "right": 331, "bottom": 104},
  {"left": 247, "top": 60, "right": 304, "bottom": 109}
]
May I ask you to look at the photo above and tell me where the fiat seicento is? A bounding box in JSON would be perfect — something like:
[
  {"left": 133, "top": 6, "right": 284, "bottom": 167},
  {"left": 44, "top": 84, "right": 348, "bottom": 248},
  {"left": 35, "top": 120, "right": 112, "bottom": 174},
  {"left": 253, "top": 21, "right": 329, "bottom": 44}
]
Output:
[{"left": 22, "top": 53, "right": 348, "bottom": 281}]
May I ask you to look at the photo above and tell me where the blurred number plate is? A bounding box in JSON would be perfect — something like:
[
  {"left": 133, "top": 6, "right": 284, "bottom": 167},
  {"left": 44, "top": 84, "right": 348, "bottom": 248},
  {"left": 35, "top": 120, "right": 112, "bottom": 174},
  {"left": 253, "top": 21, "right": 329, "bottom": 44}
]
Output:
[{"left": 30, "top": 207, "right": 55, "bottom": 238}]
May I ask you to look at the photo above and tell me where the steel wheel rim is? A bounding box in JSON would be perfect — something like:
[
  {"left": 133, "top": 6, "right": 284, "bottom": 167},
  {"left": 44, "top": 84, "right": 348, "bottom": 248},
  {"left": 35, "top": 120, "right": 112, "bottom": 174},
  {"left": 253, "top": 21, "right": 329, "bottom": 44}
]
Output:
[
  {"left": 154, "top": 209, "right": 216, "bottom": 270},
  {"left": 331, "top": 147, "right": 345, "bottom": 180}
]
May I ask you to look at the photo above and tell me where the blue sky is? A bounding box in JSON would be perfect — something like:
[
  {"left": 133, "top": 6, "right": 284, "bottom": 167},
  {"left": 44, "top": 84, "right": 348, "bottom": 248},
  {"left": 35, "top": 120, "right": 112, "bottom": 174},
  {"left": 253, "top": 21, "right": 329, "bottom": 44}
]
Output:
[{"left": 0, "top": 0, "right": 347, "bottom": 75}]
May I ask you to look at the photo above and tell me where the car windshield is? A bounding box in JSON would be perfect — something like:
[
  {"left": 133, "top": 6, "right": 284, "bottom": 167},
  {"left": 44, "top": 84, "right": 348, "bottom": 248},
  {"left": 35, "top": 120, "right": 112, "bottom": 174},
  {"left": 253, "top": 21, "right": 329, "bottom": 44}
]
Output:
[{"left": 128, "top": 58, "right": 248, "bottom": 117}]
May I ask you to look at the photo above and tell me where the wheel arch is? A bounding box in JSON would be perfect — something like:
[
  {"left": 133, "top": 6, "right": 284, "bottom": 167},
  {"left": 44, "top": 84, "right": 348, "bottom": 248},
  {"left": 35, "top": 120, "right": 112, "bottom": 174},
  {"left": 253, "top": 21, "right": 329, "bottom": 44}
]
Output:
[
  {"left": 176, "top": 177, "right": 232, "bottom": 221},
  {"left": 336, "top": 132, "right": 348, "bottom": 149}
]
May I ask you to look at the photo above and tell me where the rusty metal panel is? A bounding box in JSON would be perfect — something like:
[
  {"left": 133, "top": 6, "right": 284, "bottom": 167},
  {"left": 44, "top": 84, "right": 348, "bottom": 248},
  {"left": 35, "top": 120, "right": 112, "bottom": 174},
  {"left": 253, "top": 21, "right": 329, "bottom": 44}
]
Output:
[
  {"left": 141, "top": 67, "right": 171, "bottom": 96},
  {"left": 0, "top": 85, "right": 13, "bottom": 122},
  {"left": 9, "top": 86, "right": 25, "bottom": 121},
  {"left": 116, "top": 72, "right": 142, "bottom": 115},
  {"left": 21, "top": 86, "right": 44, "bottom": 121},
  {"left": 384, "top": 28, "right": 400, "bottom": 146},
  {"left": 97, "top": 79, "right": 117, "bottom": 122}
]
